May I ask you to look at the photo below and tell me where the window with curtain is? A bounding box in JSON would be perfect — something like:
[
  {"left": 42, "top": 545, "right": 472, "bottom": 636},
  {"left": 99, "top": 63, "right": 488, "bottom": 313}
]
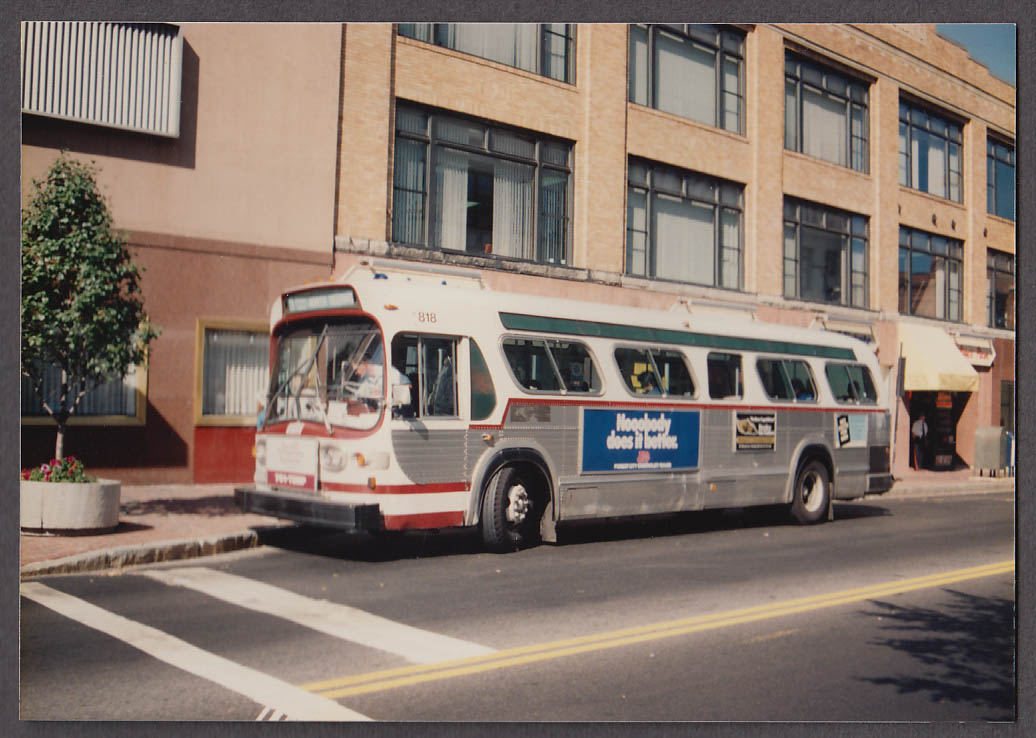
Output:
[
  {"left": 626, "top": 159, "right": 743, "bottom": 290},
  {"left": 392, "top": 104, "right": 572, "bottom": 265},
  {"left": 628, "top": 24, "right": 744, "bottom": 135},
  {"left": 21, "top": 364, "right": 140, "bottom": 419},
  {"left": 898, "top": 227, "right": 963, "bottom": 322},
  {"left": 898, "top": 101, "right": 963, "bottom": 203},
  {"left": 397, "top": 23, "right": 573, "bottom": 83},
  {"left": 201, "top": 327, "right": 269, "bottom": 419},
  {"left": 783, "top": 198, "right": 868, "bottom": 308},
  {"left": 987, "top": 138, "right": 1015, "bottom": 221},
  {"left": 785, "top": 54, "right": 869, "bottom": 172},
  {"left": 987, "top": 249, "right": 1015, "bottom": 330}
]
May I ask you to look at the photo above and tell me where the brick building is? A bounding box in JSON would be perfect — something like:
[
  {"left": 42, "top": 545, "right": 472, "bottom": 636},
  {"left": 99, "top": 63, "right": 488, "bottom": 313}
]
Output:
[{"left": 21, "top": 22, "right": 1015, "bottom": 482}]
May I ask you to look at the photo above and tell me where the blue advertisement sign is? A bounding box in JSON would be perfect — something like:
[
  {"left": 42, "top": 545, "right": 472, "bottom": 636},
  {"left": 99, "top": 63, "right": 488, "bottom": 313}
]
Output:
[{"left": 582, "top": 409, "right": 701, "bottom": 472}]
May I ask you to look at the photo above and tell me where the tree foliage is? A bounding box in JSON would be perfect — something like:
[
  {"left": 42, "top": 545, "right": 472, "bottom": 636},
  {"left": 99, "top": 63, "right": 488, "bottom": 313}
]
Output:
[{"left": 21, "top": 154, "right": 159, "bottom": 459}]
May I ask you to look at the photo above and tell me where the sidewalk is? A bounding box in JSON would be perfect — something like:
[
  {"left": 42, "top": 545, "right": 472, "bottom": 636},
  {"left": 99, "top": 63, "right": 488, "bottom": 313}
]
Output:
[{"left": 20, "top": 472, "right": 1016, "bottom": 579}]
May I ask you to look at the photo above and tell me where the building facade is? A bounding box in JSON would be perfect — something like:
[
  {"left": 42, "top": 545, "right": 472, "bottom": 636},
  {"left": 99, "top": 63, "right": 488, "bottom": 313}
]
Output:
[{"left": 21, "top": 22, "right": 1015, "bottom": 482}]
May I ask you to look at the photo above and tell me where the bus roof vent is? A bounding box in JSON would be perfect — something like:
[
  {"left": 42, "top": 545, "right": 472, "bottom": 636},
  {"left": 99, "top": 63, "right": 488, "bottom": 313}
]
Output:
[
  {"left": 355, "top": 258, "right": 485, "bottom": 288},
  {"left": 674, "top": 296, "right": 758, "bottom": 320}
]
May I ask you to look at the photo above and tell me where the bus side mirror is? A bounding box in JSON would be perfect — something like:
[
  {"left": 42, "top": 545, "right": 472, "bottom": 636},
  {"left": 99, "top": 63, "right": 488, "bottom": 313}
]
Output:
[{"left": 391, "top": 383, "right": 411, "bottom": 408}]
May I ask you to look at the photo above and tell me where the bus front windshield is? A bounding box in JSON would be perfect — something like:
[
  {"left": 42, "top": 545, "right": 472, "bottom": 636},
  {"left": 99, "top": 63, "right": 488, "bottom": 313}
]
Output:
[{"left": 265, "top": 319, "right": 387, "bottom": 431}]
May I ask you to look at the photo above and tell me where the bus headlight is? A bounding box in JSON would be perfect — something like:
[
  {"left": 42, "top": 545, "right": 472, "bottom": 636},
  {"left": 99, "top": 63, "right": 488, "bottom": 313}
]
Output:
[
  {"left": 320, "top": 443, "right": 348, "bottom": 473},
  {"left": 255, "top": 437, "right": 266, "bottom": 466}
]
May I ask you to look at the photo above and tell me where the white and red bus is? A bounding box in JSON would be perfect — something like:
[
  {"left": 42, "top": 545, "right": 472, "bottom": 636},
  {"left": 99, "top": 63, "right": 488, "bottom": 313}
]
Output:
[{"left": 236, "top": 259, "right": 892, "bottom": 551}]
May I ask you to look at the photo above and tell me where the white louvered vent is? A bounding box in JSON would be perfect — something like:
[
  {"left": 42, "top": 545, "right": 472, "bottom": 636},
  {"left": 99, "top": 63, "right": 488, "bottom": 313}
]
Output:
[{"left": 21, "top": 21, "right": 183, "bottom": 137}]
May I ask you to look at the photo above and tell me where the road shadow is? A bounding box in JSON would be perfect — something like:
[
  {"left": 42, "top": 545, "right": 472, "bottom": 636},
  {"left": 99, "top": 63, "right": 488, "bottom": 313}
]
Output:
[
  {"left": 257, "top": 525, "right": 484, "bottom": 562},
  {"left": 856, "top": 588, "right": 1015, "bottom": 720},
  {"left": 259, "top": 502, "right": 892, "bottom": 562}
]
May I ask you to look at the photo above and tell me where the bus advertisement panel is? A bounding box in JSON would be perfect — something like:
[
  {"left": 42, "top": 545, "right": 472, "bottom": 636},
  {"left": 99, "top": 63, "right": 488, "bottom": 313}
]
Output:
[{"left": 582, "top": 409, "right": 701, "bottom": 472}]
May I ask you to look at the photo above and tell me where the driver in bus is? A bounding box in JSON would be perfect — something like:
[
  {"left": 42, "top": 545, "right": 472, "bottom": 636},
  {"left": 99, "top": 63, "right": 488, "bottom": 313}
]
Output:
[{"left": 348, "top": 347, "right": 410, "bottom": 410}]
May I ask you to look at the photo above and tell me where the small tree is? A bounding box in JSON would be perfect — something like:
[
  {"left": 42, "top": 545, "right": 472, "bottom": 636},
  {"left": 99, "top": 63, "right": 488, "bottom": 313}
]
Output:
[{"left": 21, "top": 154, "right": 160, "bottom": 461}]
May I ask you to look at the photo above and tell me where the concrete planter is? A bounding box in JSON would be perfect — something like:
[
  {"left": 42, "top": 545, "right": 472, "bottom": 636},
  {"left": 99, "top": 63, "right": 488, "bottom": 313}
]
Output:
[{"left": 20, "top": 479, "right": 121, "bottom": 534}]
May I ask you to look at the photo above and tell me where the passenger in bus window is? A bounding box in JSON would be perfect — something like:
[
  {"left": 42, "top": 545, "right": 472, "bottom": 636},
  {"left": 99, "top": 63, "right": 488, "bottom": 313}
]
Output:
[{"left": 637, "top": 370, "right": 660, "bottom": 394}]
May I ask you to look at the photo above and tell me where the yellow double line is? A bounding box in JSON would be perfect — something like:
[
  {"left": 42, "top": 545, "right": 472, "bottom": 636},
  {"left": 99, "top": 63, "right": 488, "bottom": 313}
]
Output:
[{"left": 301, "top": 560, "right": 1014, "bottom": 700}]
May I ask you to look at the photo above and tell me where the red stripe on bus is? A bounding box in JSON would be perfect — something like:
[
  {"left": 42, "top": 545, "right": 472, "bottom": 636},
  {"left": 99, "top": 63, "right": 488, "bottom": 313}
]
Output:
[
  {"left": 382, "top": 510, "right": 466, "bottom": 531},
  {"left": 320, "top": 481, "right": 469, "bottom": 495}
]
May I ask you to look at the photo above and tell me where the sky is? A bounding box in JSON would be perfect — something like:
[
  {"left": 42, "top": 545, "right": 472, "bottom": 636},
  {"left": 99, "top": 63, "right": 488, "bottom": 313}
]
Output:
[{"left": 935, "top": 24, "right": 1016, "bottom": 86}]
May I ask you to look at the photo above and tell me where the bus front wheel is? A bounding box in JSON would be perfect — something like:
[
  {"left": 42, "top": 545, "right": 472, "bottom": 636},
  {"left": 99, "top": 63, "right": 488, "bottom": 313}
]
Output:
[
  {"left": 481, "top": 465, "right": 541, "bottom": 553},
  {"left": 790, "top": 459, "right": 830, "bottom": 525}
]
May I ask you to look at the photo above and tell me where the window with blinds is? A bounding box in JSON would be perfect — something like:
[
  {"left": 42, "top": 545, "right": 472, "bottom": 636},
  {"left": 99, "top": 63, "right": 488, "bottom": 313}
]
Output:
[
  {"left": 200, "top": 327, "right": 270, "bottom": 422},
  {"left": 21, "top": 21, "right": 183, "bottom": 137}
]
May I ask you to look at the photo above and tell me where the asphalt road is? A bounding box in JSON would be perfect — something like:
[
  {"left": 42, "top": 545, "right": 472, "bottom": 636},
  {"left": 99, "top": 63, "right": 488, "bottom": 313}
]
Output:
[{"left": 20, "top": 491, "right": 1016, "bottom": 723}]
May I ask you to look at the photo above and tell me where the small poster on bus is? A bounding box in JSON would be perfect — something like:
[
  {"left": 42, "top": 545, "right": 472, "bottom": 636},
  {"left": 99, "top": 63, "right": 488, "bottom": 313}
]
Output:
[
  {"left": 835, "top": 413, "right": 869, "bottom": 448},
  {"left": 581, "top": 409, "right": 700, "bottom": 472},
  {"left": 735, "top": 412, "right": 777, "bottom": 451}
]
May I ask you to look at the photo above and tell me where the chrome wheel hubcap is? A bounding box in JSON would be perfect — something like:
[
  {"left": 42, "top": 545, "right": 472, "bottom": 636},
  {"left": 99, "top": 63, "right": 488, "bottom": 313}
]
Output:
[{"left": 506, "top": 484, "right": 531, "bottom": 526}]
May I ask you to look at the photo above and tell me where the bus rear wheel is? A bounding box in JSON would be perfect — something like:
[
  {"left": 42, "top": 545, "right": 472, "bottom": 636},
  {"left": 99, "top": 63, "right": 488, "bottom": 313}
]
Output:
[
  {"left": 481, "top": 465, "right": 541, "bottom": 553},
  {"left": 790, "top": 459, "right": 830, "bottom": 525}
]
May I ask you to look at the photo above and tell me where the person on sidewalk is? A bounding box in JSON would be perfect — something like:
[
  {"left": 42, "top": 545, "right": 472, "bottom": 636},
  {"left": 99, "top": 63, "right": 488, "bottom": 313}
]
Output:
[{"left": 911, "top": 413, "right": 928, "bottom": 470}]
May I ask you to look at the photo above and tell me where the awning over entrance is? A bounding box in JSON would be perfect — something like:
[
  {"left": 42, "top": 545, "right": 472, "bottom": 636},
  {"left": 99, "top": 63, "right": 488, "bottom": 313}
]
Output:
[{"left": 898, "top": 323, "right": 979, "bottom": 393}]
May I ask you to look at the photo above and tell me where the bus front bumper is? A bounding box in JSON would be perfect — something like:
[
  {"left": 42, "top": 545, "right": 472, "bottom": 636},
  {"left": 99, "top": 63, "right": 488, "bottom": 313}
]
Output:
[{"left": 235, "top": 487, "right": 382, "bottom": 532}]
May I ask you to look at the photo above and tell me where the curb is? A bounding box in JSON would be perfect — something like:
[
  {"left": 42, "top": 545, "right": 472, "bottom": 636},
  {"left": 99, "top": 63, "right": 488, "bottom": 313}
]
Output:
[
  {"left": 20, "top": 528, "right": 268, "bottom": 580},
  {"left": 869, "top": 478, "right": 1015, "bottom": 501}
]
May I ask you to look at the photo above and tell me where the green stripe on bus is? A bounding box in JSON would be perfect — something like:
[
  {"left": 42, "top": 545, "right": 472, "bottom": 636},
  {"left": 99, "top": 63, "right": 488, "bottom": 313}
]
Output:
[{"left": 498, "top": 313, "right": 857, "bottom": 361}]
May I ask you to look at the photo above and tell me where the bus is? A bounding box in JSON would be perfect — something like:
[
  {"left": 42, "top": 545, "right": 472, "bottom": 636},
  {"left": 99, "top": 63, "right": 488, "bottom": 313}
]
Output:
[{"left": 235, "top": 259, "right": 893, "bottom": 551}]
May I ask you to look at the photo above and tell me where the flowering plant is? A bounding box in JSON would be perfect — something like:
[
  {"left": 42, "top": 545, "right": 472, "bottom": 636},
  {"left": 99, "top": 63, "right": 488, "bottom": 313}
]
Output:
[{"left": 22, "top": 456, "right": 97, "bottom": 483}]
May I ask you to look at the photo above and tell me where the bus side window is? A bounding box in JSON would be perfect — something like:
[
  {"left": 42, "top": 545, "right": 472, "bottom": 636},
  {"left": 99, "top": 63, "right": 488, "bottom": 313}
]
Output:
[
  {"left": 654, "top": 350, "right": 695, "bottom": 397},
  {"left": 391, "top": 334, "right": 419, "bottom": 417},
  {"left": 845, "top": 364, "right": 877, "bottom": 404},
  {"left": 707, "top": 352, "right": 743, "bottom": 399},
  {"left": 757, "top": 358, "right": 793, "bottom": 401},
  {"left": 549, "top": 340, "right": 600, "bottom": 393},
  {"left": 784, "top": 360, "right": 817, "bottom": 401},
  {"left": 470, "top": 339, "right": 497, "bottom": 420},
  {"left": 503, "top": 338, "right": 561, "bottom": 392},
  {"left": 825, "top": 364, "right": 855, "bottom": 403},
  {"left": 615, "top": 347, "right": 660, "bottom": 394}
]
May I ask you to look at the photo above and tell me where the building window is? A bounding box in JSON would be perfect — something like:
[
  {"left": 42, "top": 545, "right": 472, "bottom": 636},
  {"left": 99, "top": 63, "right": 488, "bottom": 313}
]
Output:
[
  {"left": 393, "top": 104, "right": 572, "bottom": 265},
  {"left": 783, "top": 198, "right": 868, "bottom": 308},
  {"left": 398, "top": 23, "right": 573, "bottom": 83},
  {"left": 21, "top": 364, "right": 143, "bottom": 423},
  {"left": 898, "top": 101, "right": 963, "bottom": 203},
  {"left": 987, "top": 250, "right": 1015, "bottom": 330},
  {"left": 785, "top": 54, "right": 869, "bottom": 172},
  {"left": 629, "top": 24, "right": 744, "bottom": 135},
  {"left": 898, "top": 227, "right": 963, "bottom": 322},
  {"left": 197, "top": 323, "right": 269, "bottom": 425},
  {"left": 21, "top": 21, "right": 183, "bottom": 137},
  {"left": 987, "top": 138, "right": 1015, "bottom": 221},
  {"left": 626, "top": 159, "right": 743, "bottom": 289}
]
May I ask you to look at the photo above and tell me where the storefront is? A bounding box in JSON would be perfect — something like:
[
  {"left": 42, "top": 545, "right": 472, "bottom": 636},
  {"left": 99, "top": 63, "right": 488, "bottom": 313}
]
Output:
[{"left": 897, "top": 322, "right": 979, "bottom": 470}]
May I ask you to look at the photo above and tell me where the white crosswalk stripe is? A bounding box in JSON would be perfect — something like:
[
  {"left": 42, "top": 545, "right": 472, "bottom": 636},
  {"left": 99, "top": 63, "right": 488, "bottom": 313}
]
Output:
[
  {"left": 20, "top": 582, "right": 370, "bottom": 721},
  {"left": 140, "top": 566, "right": 495, "bottom": 664}
]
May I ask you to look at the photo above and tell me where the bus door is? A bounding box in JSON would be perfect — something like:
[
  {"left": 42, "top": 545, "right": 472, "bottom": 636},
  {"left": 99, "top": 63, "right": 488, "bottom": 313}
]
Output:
[{"left": 389, "top": 333, "right": 471, "bottom": 489}]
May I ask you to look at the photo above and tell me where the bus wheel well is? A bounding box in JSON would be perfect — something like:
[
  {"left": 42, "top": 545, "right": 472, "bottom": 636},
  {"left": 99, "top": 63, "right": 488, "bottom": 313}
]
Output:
[
  {"left": 477, "top": 454, "right": 553, "bottom": 552},
  {"left": 790, "top": 447, "right": 834, "bottom": 524}
]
